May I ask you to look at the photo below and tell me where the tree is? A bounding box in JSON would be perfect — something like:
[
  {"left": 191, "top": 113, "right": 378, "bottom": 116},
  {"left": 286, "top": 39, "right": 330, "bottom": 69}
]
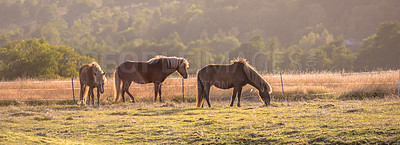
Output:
[
  {"left": 322, "top": 39, "right": 356, "bottom": 71},
  {"left": 0, "top": 38, "right": 92, "bottom": 80},
  {"left": 231, "top": 35, "right": 269, "bottom": 72},
  {"left": 280, "top": 44, "right": 304, "bottom": 72},
  {"left": 356, "top": 21, "right": 400, "bottom": 70}
]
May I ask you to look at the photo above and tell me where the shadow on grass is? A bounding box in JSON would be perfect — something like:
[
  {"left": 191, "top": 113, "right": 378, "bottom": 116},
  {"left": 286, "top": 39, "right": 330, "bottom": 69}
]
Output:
[
  {"left": 338, "top": 90, "right": 388, "bottom": 100},
  {"left": 131, "top": 107, "right": 201, "bottom": 116},
  {"left": 0, "top": 100, "right": 75, "bottom": 106}
]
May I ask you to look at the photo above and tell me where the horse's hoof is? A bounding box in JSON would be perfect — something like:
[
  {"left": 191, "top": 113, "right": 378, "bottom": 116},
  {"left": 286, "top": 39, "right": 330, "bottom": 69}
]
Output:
[
  {"left": 131, "top": 100, "right": 135, "bottom": 103},
  {"left": 237, "top": 105, "right": 241, "bottom": 107}
]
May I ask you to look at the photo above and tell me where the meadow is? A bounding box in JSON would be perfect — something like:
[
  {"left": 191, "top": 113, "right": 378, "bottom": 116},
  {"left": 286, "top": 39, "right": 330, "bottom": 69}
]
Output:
[
  {"left": 0, "top": 100, "right": 399, "bottom": 144},
  {"left": 0, "top": 71, "right": 399, "bottom": 144}
]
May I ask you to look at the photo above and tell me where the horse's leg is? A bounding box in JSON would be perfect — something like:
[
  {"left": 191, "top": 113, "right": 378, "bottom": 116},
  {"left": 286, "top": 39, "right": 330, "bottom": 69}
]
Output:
[
  {"left": 125, "top": 90, "right": 135, "bottom": 103},
  {"left": 200, "top": 89, "right": 204, "bottom": 108},
  {"left": 154, "top": 82, "right": 159, "bottom": 102},
  {"left": 79, "top": 84, "right": 84, "bottom": 105},
  {"left": 204, "top": 84, "right": 211, "bottom": 107},
  {"left": 121, "top": 81, "right": 126, "bottom": 102},
  {"left": 230, "top": 87, "right": 238, "bottom": 107},
  {"left": 237, "top": 87, "right": 242, "bottom": 107},
  {"left": 87, "top": 87, "right": 92, "bottom": 105},
  {"left": 158, "top": 84, "right": 162, "bottom": 102},
  {"left": 124, "top": 81, "right": 135, "bottom": 103},
  {"left": 91, "top": 87, "right": 95, "bottom": 106},
  {"left": 97, "top": 87, "right": 100, "bottom": 106},
  {"left": 121, "top": 90, "right": 125, "bottom": 102}
]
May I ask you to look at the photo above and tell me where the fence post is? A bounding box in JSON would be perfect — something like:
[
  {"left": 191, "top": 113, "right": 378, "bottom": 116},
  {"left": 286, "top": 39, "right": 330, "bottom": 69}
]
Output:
[
  {"left": 280, "top": 72, "right": 288, "bottom": 106},
  {"left": 182, "top": 78, "right": 185, "bottom": 102},
  {"left": 72, "top": 77, "right": 75, "bottom": 104}
]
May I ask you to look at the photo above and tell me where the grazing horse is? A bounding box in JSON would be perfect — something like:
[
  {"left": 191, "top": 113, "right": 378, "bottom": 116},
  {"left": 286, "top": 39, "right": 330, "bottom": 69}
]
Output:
[
  {"left": 79, "top": 62, "right": 107, "bottom": 106},
  {"left": 114, "top": 55, "right": 189, "bottom": 103},
  {"left": 196, "top": 58, "right": 272, "bottom": 107}
]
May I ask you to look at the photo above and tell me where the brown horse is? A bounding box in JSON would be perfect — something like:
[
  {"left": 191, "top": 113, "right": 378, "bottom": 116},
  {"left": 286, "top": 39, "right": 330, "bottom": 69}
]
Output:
[
  {"left": 114, "top": 55, "right": 189, "bottom": 103},
  {"left": 196, "top": 58, "right": 272, "bottom": 107},
  {"left": 79, "top": 62, "right": 107, "bottom": 106}
]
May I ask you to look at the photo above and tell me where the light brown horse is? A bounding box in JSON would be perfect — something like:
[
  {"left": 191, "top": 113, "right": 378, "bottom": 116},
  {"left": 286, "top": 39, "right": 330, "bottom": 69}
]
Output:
[
  {"left": 114, "top": 55, "right": 189, "bottom": 103},
  {"left": 196, "top": 58, "right": 272, "bottom": 107},
  {"left": 79, "top": 62, "right": 107, "bottom": 106}
]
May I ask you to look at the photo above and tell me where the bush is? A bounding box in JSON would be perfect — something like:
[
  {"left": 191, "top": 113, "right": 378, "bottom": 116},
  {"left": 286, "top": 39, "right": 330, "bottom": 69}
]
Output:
[{"left": 0, "top": 38, "right": 93, "bottom": 80}]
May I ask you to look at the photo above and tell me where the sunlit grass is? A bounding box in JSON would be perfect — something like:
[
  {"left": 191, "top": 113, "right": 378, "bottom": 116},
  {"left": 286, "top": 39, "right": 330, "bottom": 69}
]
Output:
[{"left": 0, "top": 100, "right": 399, "bottom": 144}]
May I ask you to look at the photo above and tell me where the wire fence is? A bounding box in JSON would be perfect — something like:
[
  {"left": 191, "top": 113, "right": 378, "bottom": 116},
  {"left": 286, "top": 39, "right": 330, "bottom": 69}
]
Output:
[
  {"left": 0, "top": 82, "right": 397, "bottom": 92},
  {"left": 0, "top": 71, "right": 398, "bottom": 101}
]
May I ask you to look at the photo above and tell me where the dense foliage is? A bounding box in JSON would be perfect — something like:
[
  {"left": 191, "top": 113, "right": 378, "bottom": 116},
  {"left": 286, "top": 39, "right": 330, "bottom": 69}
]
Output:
[
  {"left": 0, "top": 38, "right": 92, "bottom": 80},
  {"left": 355, "top": 22, "right": 400, "bottom": 70},
  {"left": 0, "top": 0, "right": 399, "bottom": 78}
]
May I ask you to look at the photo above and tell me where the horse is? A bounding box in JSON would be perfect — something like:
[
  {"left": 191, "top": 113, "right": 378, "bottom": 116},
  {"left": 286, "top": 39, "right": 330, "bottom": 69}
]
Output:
[
  {"left": 79, "top": 62, "right": 107, "bottom": 106},
  {"left": 114, "top": 55, "right": 189, "bottom": 103},
  {"left": 196, "top": 58, "right": 272, "bottom": 107}
]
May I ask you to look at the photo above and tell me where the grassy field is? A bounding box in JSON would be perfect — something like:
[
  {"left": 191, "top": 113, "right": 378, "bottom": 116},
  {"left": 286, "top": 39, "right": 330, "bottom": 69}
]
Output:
[
  {"left": 0, "top": 100, "right": 399, "bottom": 144},
  {"left": 0, "top": 71, "right": 399, "bottom": 144}
]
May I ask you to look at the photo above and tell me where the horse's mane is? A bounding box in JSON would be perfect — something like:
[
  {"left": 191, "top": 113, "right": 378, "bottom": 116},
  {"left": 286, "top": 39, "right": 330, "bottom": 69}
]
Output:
[
  {"left": 90, "top": 62, "right": 104, "bottom": 73},
  {"left": 233, "top": 57, "right": 272, "bottom": 93},
  {"left": 230, "top": 57, "right": 249, "bottom": 65},
  {"left": 148, "top": 55, "right": 189, "bottom": 69}
]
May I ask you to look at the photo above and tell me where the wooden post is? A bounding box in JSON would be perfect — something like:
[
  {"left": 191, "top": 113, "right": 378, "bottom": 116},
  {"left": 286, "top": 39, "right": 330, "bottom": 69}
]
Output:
[
  {"left": 280, "top": 72, "right": 288, "bottom": 106},
  {"left": 72, "top": 77, "right": 75, "bottom": 104},
  {"left": 182, "top": 78, "right": 185, "bottom": 102}
]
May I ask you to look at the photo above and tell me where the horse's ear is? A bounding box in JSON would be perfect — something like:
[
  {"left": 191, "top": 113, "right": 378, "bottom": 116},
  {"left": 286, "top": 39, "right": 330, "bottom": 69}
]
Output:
[{"left": 180, "top": 59, "right": 187, "bottom": 68}]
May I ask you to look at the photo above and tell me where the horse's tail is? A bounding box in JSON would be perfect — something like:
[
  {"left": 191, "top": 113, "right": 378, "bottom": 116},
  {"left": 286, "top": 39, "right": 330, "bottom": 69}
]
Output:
[
  {"left": 114, "top": 67, "right": 121, "bottom": 102},
  {"left": 196, "top": 73, "right": 204, "bottom": 107}
]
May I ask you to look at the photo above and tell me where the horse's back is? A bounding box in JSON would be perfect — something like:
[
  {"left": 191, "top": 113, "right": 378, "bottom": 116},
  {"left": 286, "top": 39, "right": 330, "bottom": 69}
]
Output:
[
  {"left": 79, "top": 64, "right": 90, "bottom": 74},
  {"left": 79, "top": 64, "right": 93, "bottom": 85},
  {"left": 198, "top": 64, "right": 247, "bottom": 89},
  {"left": 117, "top": 61, "right": 162, "bottom": 84}
]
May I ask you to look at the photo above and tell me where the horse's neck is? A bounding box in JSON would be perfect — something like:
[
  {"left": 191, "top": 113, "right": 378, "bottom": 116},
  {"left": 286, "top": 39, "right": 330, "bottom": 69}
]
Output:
[
  {"left": 246, "top": 70, "right": 265, "bottom": 92},
  {"left": 163, "top": 66, "right": 177, "bottom": 76},
  {"left": 248, "top": 79, "right": 262, "bottom": 92},
  {"left": 152, "top": 60, "right": 177, "bottom": 77}
]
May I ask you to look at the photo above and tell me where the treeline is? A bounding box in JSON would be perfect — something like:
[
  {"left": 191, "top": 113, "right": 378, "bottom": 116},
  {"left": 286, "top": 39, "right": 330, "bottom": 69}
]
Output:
[
  {"left": 0, "top": 0, "right": 400, "bottom": 78},
  {"left": 0, "top": 38, "right": 92, "bottom": 80}
]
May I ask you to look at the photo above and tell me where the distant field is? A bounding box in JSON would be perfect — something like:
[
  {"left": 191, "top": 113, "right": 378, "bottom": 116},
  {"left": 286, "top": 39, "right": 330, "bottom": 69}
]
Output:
[{"left": 0, "top": 71, "right": 398, "bottom": 103}]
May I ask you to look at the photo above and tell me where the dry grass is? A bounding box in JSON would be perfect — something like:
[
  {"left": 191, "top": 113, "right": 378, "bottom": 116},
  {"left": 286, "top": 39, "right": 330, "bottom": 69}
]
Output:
[{"left": 0, "top": 71, "right": 398, "bottom": 103}]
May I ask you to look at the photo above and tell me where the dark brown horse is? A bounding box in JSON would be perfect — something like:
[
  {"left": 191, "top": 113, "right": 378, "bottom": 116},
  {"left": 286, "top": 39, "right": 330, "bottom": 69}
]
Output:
[
  {"left": 196, "top": 58, "right": 272, "bottom": 107},
  {"left": 79, "top": 62, "right": 106, "bottom": 106},
  {"left": 114, "top": 55, "right": 189, "bottom": 103}
]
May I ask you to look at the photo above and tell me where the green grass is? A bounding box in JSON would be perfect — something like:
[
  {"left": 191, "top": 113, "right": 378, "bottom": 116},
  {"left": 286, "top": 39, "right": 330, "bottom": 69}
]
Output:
[{"left": 0, "top": 100, "right": 399, "bottom": 144}]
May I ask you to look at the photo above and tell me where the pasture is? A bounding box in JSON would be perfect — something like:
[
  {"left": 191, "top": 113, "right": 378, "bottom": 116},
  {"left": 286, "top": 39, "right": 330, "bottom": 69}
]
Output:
[
  {"left": 1, "top": 100, "right": 399, "bottom": 144},
  {"left": 0, "top": 71, "right": 400, "bottom": 144}
]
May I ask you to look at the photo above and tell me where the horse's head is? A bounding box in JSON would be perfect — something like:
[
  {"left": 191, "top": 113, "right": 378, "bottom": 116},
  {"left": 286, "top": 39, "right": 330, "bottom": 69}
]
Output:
[
  {"left": 256, "top": 81, "right": 272, "bottom": 106},
  {"left": 259, "top": 89, "right": 271, "bottom": 106},
  {"left": 93, "top": 68, "right": 107, "bottom": 94},
  {"left": 177, "top": 58, "right": 189, "bottom": 79}
]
